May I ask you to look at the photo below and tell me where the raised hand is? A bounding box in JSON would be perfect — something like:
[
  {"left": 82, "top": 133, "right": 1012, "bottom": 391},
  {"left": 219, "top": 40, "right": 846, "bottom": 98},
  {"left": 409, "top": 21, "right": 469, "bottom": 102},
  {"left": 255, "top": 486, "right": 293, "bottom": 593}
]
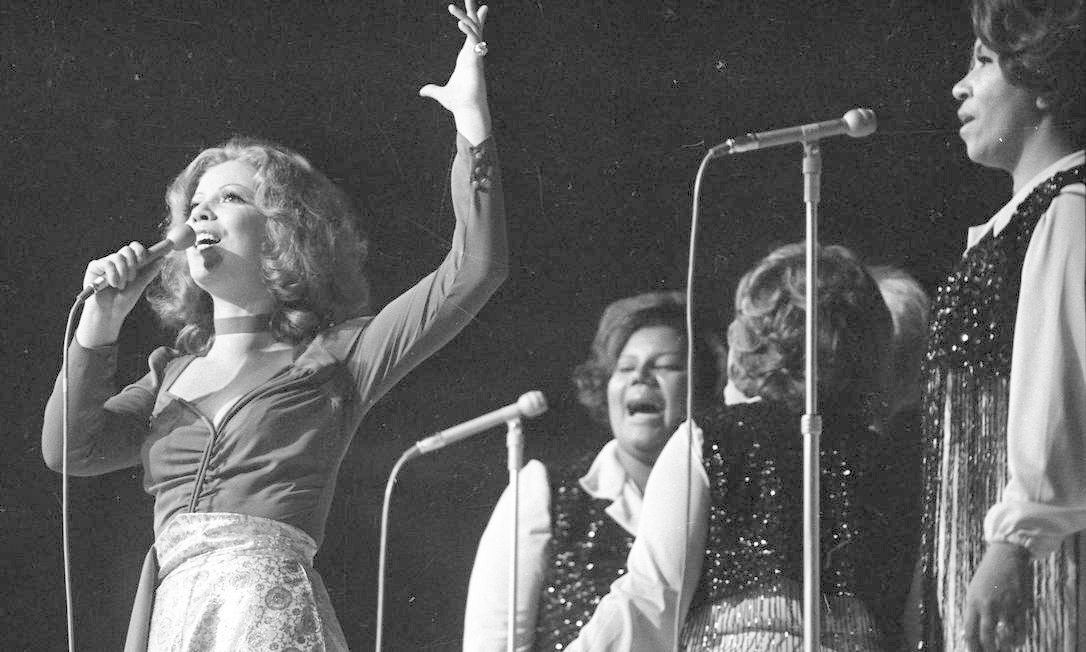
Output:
[{"left": 419, "top": 1, "right": 492, "bottom": 145}]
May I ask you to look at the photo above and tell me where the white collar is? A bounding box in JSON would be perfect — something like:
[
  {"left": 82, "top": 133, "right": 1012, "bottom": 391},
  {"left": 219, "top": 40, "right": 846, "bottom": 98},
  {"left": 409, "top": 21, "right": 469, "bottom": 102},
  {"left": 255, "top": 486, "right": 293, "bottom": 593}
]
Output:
[
  {"left": 578, "top": 439, "right": 642, "bottom": 536},
  {"left": 723, "top": 380, "right": 762, "bottom": 405},
  {"left": 968, "top": 150, "right": 1085, "bottom": 247}
]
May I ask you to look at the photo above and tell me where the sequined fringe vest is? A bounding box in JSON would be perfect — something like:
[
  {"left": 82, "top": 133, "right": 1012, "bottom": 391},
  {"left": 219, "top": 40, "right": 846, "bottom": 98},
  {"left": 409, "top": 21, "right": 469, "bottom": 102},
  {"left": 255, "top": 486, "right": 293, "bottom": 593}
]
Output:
[
  {"left": 917, "top": 165, "right": 1085, "bottom": 651},
  {"left": 532, "top": 453, "right": 635, "bottom": 651},
  {"left": 682, "top": 402, "right": 887, "bottom": 651}
]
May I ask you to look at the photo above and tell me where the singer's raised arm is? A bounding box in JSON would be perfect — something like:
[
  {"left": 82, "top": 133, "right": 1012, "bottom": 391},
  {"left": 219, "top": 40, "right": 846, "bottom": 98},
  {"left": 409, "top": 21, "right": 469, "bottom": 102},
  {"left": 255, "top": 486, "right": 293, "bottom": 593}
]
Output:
[
  {"left": 314, "top": 132, "right": 507, "bottom": 433},
  {"left": 302, "top": 10, "right": 507, "bottom": 430},
  {"left": 38, "top": 3, "right": 509, "bottom": 648}
]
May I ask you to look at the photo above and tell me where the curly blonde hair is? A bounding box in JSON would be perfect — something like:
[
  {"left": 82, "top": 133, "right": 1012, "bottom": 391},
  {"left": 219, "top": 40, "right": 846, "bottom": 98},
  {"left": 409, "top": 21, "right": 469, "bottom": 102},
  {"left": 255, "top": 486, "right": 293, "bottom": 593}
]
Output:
[
  {"left": 148, "top": 136, "right": 370, "bottom": 354},
  {"left": 726, "top": 244, "right": 891, "bottom": 417}
]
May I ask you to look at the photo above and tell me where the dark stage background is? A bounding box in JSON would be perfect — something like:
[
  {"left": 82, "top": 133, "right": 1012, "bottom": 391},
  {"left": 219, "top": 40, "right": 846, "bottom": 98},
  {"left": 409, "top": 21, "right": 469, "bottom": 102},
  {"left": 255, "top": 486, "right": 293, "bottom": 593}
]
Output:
[{"left": 2, "top": 1, "right": 1007, "bottom": 650}]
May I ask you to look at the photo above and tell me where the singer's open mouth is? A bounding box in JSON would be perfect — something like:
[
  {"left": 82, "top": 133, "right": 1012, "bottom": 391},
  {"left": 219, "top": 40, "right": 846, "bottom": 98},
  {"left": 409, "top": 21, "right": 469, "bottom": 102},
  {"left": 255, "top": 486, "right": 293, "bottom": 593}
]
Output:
[
  {"left": 195, "top": 232, "right": 221, "bottom": 249},
  {"left": 626, "top": 399, "right": 663, "bottom": 416}
]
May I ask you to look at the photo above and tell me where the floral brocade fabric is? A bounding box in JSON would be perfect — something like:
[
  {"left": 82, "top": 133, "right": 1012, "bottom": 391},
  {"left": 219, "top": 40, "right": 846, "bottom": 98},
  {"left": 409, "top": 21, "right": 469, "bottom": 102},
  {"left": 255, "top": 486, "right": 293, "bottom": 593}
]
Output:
[
  {"left": 149, "top": 512, "right": 348, "bottom": 652},
  {"left": 917, "top": 165, "right": 1085, "bottom": 651},
  {"left": 533, "top": 453, "right": 636, "bottom": 651}
]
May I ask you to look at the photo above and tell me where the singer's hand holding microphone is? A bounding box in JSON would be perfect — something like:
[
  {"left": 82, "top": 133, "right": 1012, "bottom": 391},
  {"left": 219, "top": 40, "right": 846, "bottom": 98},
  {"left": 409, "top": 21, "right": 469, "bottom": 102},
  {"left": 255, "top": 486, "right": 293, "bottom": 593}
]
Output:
[
  {"left": 79, "top": 224, "right": 195, "bottom": 300},
  {"left": 75, "top": 225, "right": 196, "bottom": 344}
]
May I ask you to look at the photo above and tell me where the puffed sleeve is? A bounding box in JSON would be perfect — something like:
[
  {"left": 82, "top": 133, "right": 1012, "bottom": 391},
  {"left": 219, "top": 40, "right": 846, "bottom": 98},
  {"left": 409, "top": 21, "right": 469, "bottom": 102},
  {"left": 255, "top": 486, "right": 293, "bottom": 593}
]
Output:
[
  {"left": 566, "top": 424, "right": 709, "bottom": 652},
  {"left": 984, "top": 185, "right": 1086, "bottom": 555},
  {"left": 42, "top": 341, "right": 171, "bottom": 476},
  {"left": 463, "top": 459, "right": 552, "bottom": 652},
  {"left": 307, "top": 134, "right": 508, "bottom": 429}
]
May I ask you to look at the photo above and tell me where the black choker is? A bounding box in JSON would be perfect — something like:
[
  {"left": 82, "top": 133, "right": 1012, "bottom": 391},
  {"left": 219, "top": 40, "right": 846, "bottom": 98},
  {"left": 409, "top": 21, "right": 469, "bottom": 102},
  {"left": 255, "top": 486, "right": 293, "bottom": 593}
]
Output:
[{"left": 214, "top": 314, "right": 272, "bottom": 335}]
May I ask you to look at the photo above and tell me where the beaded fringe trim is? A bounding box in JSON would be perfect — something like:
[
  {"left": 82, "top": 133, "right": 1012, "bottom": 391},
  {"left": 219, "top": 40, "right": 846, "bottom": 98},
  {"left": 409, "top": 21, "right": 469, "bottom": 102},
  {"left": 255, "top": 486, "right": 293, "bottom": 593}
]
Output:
[
  {"left": 921, "top": 371, "right": 1079, "bottom": 650},
  {"left": 680, "top": 578, "right": 883, "bottom": 651}
]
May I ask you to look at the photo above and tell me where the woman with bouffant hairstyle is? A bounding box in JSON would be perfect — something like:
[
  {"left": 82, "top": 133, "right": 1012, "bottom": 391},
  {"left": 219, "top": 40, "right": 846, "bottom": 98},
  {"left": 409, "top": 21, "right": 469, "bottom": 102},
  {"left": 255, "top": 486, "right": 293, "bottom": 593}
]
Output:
[
  {"left": 971, "top": 0, "right": 1084, "bottom": 146},
  {"left": 725, "top": 243, "right": 890, "bottom": 420},
  {"left": 568, "top": 243, "right": 901, "bottom": 651},
  {"left": 572, "top": 291, "right": 722, "bottom": 427}
]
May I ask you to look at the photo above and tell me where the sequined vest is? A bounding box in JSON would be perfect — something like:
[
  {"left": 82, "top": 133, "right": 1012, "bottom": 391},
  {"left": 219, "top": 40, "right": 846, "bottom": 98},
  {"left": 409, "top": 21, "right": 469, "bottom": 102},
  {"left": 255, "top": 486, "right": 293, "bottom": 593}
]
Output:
[
  {"left": 924, "top": 165, "right": 1084, "bottom": 378},
  {"left": 532, "top": 452, "right": 636, "bottom": 651},
  {"left": 917, "top": 165, "right": 1085, "bottom": 649},
  {"left": 691, "top": 402, "right": 889, "bottom": 617}
]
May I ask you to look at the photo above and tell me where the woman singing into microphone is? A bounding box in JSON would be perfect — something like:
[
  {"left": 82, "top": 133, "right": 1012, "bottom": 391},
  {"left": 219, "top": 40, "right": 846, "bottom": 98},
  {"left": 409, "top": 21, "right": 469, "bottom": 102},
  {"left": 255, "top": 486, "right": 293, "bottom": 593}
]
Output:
[{"left": 41, "top": 2, "right": 506, "bottom": 649}]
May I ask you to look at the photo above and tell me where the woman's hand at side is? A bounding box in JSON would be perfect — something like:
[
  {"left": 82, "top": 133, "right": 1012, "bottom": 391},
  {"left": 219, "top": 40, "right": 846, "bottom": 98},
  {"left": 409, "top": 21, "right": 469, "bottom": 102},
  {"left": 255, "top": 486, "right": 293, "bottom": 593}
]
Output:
[{"left": 961, "top": 541, "right": 1030, "bottom": 651}]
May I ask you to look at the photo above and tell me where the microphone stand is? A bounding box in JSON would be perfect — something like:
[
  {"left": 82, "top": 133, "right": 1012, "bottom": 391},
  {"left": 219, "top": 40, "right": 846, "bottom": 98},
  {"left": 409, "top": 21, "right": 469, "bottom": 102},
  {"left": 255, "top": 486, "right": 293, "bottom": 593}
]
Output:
[
  {"left": 700, "top": 113, "right": 876, "bottom": 651},
  {"left": 801, "top": 140, "right": 823, "bottom": 652},
  {"left": 505, "top": 417, "right": 524, "bottom": 652}
]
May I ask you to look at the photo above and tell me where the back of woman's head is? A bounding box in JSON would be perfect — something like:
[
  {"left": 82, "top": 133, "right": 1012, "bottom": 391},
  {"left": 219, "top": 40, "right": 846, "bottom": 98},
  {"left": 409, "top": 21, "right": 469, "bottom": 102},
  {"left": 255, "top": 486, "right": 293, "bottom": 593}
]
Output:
[
  {"left": 972, "top": 0, "right": 1085, "bottom": 146},
  {"left": 868, "top": 265, "right": 931, "bottom": 418},
  {"left": 572, "top": 290, "right": 722, "bottom": 426},
  {"left": 726, "top": 243, "right": 892, "bottom": 416},
  {"left": 150, "top": 136, "right": 371, "bottom": 353}
]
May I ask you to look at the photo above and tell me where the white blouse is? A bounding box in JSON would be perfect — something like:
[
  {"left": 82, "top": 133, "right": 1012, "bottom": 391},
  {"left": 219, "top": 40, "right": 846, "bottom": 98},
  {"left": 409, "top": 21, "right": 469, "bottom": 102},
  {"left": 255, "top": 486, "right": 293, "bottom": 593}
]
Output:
[
  {"left": 976, "top": 150, "right": 1086, "bottom": 555},
  {"left": 462, "top": 439, "right": 645, "bottom": 651}
]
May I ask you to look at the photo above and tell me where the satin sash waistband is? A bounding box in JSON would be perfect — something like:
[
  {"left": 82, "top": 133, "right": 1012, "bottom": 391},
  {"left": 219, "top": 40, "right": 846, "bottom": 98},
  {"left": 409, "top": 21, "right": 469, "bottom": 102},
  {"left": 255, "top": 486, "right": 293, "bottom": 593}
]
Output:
[{"left": 155, "top": 512, "right": 318, "bottom": 579}]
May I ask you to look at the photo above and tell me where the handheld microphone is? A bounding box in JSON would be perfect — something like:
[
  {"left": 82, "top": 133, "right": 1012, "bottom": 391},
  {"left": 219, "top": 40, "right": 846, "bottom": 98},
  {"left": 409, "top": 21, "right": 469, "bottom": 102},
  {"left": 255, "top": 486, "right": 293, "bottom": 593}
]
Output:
[
  {"left": 77, "top": 224, "right": 196, "bottom": 301},
  {"left": 407, "top": 391, "right": 548, "bottom": 460},
  {"left": 709, "top": 108, "right": 877, "bottom": 157}
]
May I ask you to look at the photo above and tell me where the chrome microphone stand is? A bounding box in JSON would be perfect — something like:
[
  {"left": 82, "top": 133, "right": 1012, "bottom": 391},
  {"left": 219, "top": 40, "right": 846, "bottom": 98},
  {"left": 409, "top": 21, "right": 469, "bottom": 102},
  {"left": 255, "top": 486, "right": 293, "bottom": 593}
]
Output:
[
  {"left": 801, "top": 140, "right": 823, "bottom": 652},
  {"left": 701, "top": 109, "right": 876, "bottom": 652},
  {"left": 505, "top": 417, "right": 524, "bottom": 652}
]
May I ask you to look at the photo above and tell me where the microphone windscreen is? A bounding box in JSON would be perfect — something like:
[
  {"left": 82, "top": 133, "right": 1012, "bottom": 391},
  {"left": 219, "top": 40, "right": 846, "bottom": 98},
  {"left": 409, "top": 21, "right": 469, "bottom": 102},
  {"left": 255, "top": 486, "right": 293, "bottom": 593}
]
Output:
[
  {"left": 165, "top": 224, "right": 197, "bottom": 250},
  {"left": 517, "top": 391, "right": 548, "bottom": 418},
  {"left": 843, "top": 108, "right": 877, "bottom": 138}
]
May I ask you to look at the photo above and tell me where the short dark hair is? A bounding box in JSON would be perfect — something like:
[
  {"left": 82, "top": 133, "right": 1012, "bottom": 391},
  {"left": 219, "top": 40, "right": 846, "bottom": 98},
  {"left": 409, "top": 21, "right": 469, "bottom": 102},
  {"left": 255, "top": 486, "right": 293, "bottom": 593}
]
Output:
[
  {"left": 572, "top": 290, "right": 721, "bottom": 426},
  {"left": 726, "top": 244, "right": 892, "bottom": 417},
  {"left": 973, "top": 0, "right": 1085, "bottom": 145}
]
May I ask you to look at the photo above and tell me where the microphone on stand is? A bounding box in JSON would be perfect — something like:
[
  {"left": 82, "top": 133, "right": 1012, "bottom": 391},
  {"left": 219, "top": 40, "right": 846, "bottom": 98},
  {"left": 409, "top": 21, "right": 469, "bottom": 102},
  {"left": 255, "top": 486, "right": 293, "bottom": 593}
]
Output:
[
  {"left": 76, "top": 224, "right": 197, "bottom": 301},
  {"left": 375, "top": 390, "right": 548, "bottom": 651},
  {"left": 709, "top": 108, "right": 877, "bottom": 157},
  {"left": 404, "top": 391, "right": 548, "bottom": 461}
]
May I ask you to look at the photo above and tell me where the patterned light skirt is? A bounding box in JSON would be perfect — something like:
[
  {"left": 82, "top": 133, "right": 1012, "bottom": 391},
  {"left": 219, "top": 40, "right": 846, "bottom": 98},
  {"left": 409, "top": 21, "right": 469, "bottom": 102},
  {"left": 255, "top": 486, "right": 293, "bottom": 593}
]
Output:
[
  {"left": 680, "top": 579, "right": 884, "bottom": 651},
  {"left": 143, "top": 512, "right": 348, "bottom": 651}
]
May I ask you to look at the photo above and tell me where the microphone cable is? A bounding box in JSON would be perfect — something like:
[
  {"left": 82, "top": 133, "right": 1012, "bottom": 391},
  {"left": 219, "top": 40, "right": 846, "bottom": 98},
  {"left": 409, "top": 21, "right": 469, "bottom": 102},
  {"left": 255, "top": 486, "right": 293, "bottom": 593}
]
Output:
[
  {"left": 673, "top": 149, "right": 714, "bottom": 651},
  {"left": 60, "top": 297, "right": 84, "bottom": 652},
  {"left": 374, "top": 448, "right": 413, "bottom": 652}
]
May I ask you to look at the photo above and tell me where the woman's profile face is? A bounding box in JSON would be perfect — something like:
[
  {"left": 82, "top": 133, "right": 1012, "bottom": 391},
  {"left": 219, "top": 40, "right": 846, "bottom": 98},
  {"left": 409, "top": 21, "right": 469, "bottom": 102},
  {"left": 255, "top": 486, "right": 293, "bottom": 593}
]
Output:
[
  {"left": 185, "top": 160, "right": 270, "bottom": 301},
  {"left": 606, "top": 325, "right": 688, "bottom": 468},
  {"left": 952, "top": 39, "right": 1042, "bottom": 172}
]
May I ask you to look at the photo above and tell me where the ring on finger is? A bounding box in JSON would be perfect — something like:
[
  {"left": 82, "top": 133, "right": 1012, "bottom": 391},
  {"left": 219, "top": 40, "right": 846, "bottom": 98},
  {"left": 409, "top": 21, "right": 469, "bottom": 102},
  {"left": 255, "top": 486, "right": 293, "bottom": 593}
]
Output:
[
  {"left": 994, "top": 620, "right": 1014, "bottom": 641},
  {"left": 473, "top": 41, "right": 488, "bottom": 56}
]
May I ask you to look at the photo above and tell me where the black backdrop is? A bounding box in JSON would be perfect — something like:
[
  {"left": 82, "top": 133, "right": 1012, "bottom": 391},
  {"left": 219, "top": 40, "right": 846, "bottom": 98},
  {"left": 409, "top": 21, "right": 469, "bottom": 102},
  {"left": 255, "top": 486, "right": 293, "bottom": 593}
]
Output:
[{"left": 2, "top": 1, "right": 1007, "bottom": 650}]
